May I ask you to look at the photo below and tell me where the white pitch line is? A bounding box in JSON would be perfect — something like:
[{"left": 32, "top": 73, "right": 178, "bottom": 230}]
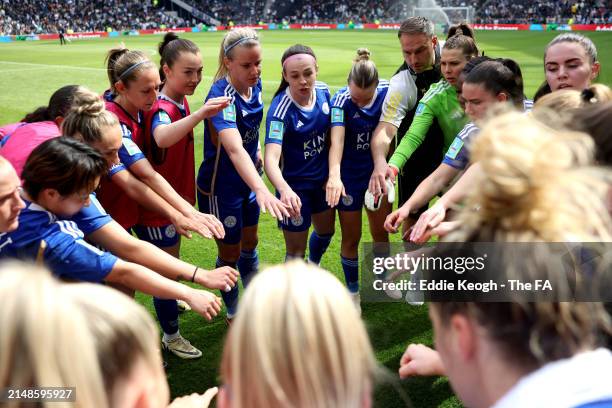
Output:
[{"left": 0, "top": 60, "right": 343, "bottom": 89}]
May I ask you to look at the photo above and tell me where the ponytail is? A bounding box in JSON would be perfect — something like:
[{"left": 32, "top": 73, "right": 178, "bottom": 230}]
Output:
[
  {"left": 347, "top": 48, "right": 378, "bottom": 89},
  {"left": 21, "top": 85, "right": 81, "bottom": 123},
  {"left": 105, "top": 46, "right": 155, "bottom": 93},
  {"left": 158, "top": 32, "right": 200, "bottom": 82}
]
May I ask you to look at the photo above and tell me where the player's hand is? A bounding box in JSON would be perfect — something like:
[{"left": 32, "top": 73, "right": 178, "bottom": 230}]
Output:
[
  {"left": 172, "top": 213, "right": 213, "bottom": 240},
  {"left": 184, "top": 289, "right": 222, "bottom": 321},
  {"left": 386, "top": 165, "right": 399, "bottom": 183},
  {"left": 412, "top": 221, "right": 460, "bottom": 244},
  {"left": 197, "top": 97, "right": 231, "bottom": 120},
  {"left": 368, "top": 162, "right": 389, "bottom": 197},
  {"left": 409, "top": 203, "right": 446, "bottom": 243},
  {"left": 187, "top": 209, "right": 225, "bottom": 239},
  {"left": 196, "top": 266, "right": 239, "bottom": 291},
  {"left": 255, "top": 187, "right": 291, "bottom": 220},
  {"left": 279, "top": 187, "right": 302, "bottom": 218},
  {"left": 325, "top": 175, "right": 345, "bottom": 208},
  {"left": 384, "top": 204, "right": 411, "bottom": 233},
  {"left": 399, "top": 344, "right": 445, "bottom": 378},
  {"left": 168, "top": 388, "right": 218, "bottom": 408}
]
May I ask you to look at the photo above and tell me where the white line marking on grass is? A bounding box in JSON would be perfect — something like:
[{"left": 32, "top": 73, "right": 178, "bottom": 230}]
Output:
[{"left": 0, "top": 60, "right": 342, "bottom": 89}]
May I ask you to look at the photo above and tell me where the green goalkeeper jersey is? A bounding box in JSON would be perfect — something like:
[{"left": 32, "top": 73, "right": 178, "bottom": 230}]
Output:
[{"left": 389, "top": 79, "right": 466, "bottom": 171}]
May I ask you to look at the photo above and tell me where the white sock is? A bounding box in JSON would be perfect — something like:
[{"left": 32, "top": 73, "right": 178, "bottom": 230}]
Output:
[{"left": 163, "top": 330, "right": 181, "bottom": 342}]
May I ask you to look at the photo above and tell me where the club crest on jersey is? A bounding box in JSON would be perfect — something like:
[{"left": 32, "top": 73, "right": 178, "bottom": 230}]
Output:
[
  {"left": 290, "top": 215, "right": 304, "bottom": 227},
  {"left": 269, "top": 120, "right": 284, "bottom": 141},
  {"left": 224, "top": 216, "right": 237, "bottom": 228},
  {"left": 342, "top": 194, "right": 354, "bottom": 206},
  {"left": 331, "top": 107, "right": 343, "bottom": 122},
  {"left": 322, "top": 102, "right": 330, "bottom": 115},
  {"left": 165, "top": 225, "right": 176, "bottom": 239},
  {"left": 223, "top": 104, "right": 236, "bottom": 122}
]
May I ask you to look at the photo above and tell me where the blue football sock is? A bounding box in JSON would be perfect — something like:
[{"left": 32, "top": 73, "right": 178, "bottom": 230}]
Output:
[
  {"left": 341, "top": 256, "right": 360, "bottom": 293},
  {"left": 153, "top": 297, "right": 179, "bottom": 335},
  {"left": 308, "top": 231, "right": 333, "bottom": 265},
  {"left": 237, "top": 249, "right": 259, "bottom": 288},
  {"left": 217, "top": 257, "right": 238, "bottom": 316}
]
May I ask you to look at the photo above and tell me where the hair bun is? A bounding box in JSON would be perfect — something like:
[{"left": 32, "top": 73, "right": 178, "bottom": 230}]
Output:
[
  {"left": 355, "top": 48, "right": 371, "bottom": 62},
  {"left": 70, "top": 88, "right": 104, "bottom": 117}
]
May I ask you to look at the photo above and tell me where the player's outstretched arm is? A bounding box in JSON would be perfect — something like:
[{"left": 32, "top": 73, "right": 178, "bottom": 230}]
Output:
[
  {"left": 264, "top": 142, "right": 301, "bottom": 217},
  {"left": 369, "top": 121, "right": 398, "bottom": 196},
  {"left": 106, "top": 259, "right": 222, "bottom": 321},
  {"left": 399, "top": 344, "right": 446, "bottom": 378},
  {"left": 87, "top": 220, "right": 238, "bottom": 291},
  {"left": 129, "top": 158, "right": 224, "bottom": 239},
  {"left": 153, "top": 96, "right": 231, "bottom": 148},
  {"left": 219, "top": 128, "right": 290, "bottom": 220},
  {"left": 111, "top": 168, "right": 222, "bottom": 239},
  {"left": 326, "top": 125, "right": 346, "bottom": 208},
  {"left": 384, "top": 163, "right": 459, "bottom": 233}
]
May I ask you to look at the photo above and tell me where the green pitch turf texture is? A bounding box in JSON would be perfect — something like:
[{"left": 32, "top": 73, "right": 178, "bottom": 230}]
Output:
[{"left": 1, "top": 30, "right": 610, "bottom": 407}]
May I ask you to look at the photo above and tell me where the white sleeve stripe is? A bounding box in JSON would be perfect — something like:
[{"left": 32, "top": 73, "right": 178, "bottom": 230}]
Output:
[
  {"left": 75, "top": 239, "right": 105, "bottom": 256},
  {"left": 335, "top": 91, "right": 350, "bottom": 107},
  {"left": 273, "top": 95, "right": 291, "bottom": 118},
  {"left": 57, "top": 221, "right": 83, "bottom": 239},
  {"left": 278, "top": 96, "right": 293, "bottom": 119},
  {"left": 457, "top": 124, "right": 479, "bottom": 139}
]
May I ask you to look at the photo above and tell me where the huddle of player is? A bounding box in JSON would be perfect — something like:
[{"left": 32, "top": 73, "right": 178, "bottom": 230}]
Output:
[{"left": 1, "top": 15, "right": 612, "bottom": 408}]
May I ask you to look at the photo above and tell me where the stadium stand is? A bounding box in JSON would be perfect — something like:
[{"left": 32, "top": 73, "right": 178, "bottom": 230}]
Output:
[
  {"left": 0, "top": 0, "right": 610, "bottom": 34},
  {"left": 0, "top": 0, "right": 186, "bottom": 35}
]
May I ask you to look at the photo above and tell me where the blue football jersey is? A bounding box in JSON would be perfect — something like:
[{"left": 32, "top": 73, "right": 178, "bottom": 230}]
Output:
[
  {"left": 265, "top": 82, "right": 331, "bottom": 190},
  {"left": 0, "top": 200, "right": 117, "bottom": 282},
  {"left": 442, "top": 122, "right": 480, "bottom": 170},
  {"left": 197, "top": 78, "right": 263, "bottom": 195},
  {"left": 67, "top": 193, "right": 113, "bottom": 235},
  {"left": 330, "top": 80, "right": 389, "bottom": 183}
]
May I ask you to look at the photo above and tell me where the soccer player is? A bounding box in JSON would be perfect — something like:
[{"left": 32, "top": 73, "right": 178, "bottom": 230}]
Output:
[
  {"left": 368, "top": 16, "right": 444, "bottom": 238},
  {"left": 386, "top": 33, "right": 479, "bottom": 181},
  {"left": 325, "top": 48, "right": 389, "bottom": 311},
  {"left": 0, "top": 85, "right": 79, "bottom": 176},
  {"left": 102, "top": 47, "right": 223, "bottom": 238},
  {"left": 534, "top": 33, "right": 601, "bottom": 101},
  {"left": 197, "top": 28, "right": 288, "bottom": 322},
  {"left": 0, "top": 137, "right": 223, "bottom": 320},
  {"left": 264, "top": 44, "right": 335, "bottom": 266},
  {"left": 139, "top": 33, "right": 230, "bottom": 358},
  {"left": 59, "top": 90, "right": 238, "bottom": 358},
  {"left": 403, "top": 112, "right": 612, "bottom": 407},
  {"left": 385, "top": 59, "right": 527, "bottom": 239},
  {"left": 0, "top": 157, "right": 25, "bottom": 234}
]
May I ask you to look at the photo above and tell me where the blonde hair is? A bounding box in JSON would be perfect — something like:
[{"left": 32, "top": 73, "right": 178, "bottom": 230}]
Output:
[
  {"left": 0, "top": 262, "right": 107, "bottom": 408},
  {"left": 221, "top": 261, "right": 377, "bottom": 408},
  {"left": 534, "top": 83, "right": 612, "bottom": 114},
  {"left": 214, "top": 28, "right": 260, "bottom": 82},
  {"left": 453, "top": 110, "right": 612, "bottom": 242},
  {"left": 59, "top": 283, "right": 162, "bottom": 405},
  {"left": 431, "top": 111, "right": 612, "bottom": 367},
  {"left": 347, "top": 48, "right": 378, "bottom": 89},
  {"left": 61, "top": 87, "right": 119, "bottom": 144},
  {"left": 105, "top": 46, "right": 156, "bottom": 93}
]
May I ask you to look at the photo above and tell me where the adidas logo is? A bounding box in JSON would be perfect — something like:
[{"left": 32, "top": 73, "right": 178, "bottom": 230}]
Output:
[
  {"left": 242, "top": 109, "right": 248, "bottom": 117},
  {"left": 353, "top": 112, "right": 360, "bottom": 119},
  {"left": 296, "top": 120, "right": 304, "bottom": 128}
]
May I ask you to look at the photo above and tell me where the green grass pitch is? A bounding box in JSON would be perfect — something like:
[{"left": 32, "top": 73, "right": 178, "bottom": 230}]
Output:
[{"left": 1, "top": 30, "right": 610, "bottom": 407}]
